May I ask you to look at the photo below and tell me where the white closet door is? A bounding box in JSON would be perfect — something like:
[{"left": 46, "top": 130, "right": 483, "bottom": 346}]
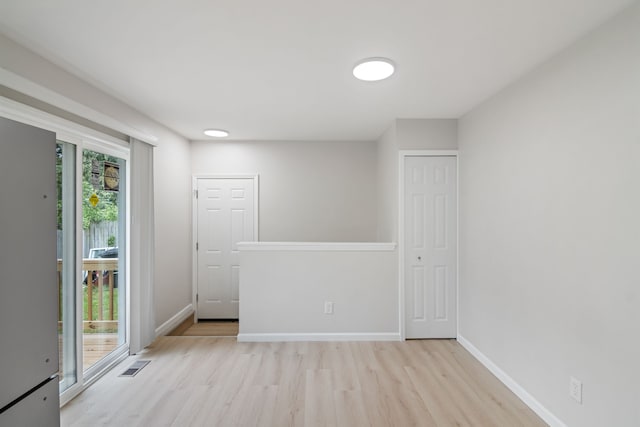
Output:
[
  {"left": 405, "top": 156, "right": 457, "bottom": 338},
  {"left": 196, "top": 178, "right": 255, "bottom": 319}
]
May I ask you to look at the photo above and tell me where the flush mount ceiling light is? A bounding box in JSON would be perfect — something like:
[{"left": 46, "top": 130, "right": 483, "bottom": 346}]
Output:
[
  {"left": 353, "top": 57, "right": 395, "bottom": 81},
  {"left": 203, "top": 129, "right": 229, "bottom": 138}
]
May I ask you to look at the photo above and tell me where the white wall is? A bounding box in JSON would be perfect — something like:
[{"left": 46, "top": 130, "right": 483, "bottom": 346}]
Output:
[
  {"left": 375, "top": 118, "right": 458, "bottom": 242},
  {"left": 458, "top": 4, "right": 640, "bottom": 427},
  {"left": 238, "top": 243, "right": 398, "bottom": 340},
  {"left": 0, "top": 34, "right": 193, "bottom": 330},
  {"left": 376, "top": 122, "right": 397, "bottom": 242},
  {"left": 152, "top": 138, "right": 192, "bottom": 326},
  {"left": 191, "top": 140, "right": 378, "bottom": 242},
  {"left": 396, "top": 118, "right": 457, "bottom": 150}
]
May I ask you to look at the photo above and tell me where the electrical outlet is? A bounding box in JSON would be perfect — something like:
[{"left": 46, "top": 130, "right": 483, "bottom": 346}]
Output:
[
  {"left": 324, "top": 301, "right": 334, "bottom": 315},
  {"left": 569, "top": 377, "right": 583, "bottom": 404}
]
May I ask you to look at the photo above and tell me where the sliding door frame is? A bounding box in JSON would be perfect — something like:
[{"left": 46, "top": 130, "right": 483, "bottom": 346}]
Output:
[
  {"left": 0, "top": 97, "right": 132, "bottom": 406},
  {"left": 79, "top": 141, "right": 130, "bottom": 388}
]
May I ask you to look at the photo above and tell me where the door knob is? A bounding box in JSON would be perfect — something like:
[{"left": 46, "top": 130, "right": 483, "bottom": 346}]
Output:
[{"left": 417, "top": 256, "right": 421, "bottom": 261}]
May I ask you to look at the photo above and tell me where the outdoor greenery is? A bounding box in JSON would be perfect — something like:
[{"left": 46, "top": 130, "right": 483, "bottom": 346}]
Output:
[
  {"left": 56, "top": 144, "right": 121, "bottom": 230},
  {"left": 84, "top": 286, "right": 119, "bottom": 320},
  {"left": 55, "top": 144, "right": 65, "bottom": 230},
  {"left": 56, "top": 144, "right": 122, "bottom": 334},
  {"left": 81, "top": 150, "right": 120, "bottom": 230},
  {"left": 83, "top": 286, "right": 119, "bottom": 333},
  {"left": 58, "top": 282, "right": 119, "bottom": 333}
]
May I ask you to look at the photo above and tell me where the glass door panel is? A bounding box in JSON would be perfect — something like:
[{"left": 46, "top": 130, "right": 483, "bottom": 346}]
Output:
[
  {"left": 82, "top": 149, "right": 126, "bottom": 372},
  {"left": 57, "top": 141, "right": 77, "bottom": 393}
]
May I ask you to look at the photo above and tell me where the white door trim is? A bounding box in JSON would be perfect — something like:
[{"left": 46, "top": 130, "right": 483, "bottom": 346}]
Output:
[
  {"left": 191, "top": 174, "right": 259, "bottom": 321},
  {"left": 398, "top": 150, "right": 459, "bottom": 340}
]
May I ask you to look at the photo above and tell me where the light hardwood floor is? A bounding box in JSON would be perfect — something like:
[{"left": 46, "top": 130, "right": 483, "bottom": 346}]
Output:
[
  {"left": 61, "top": 337, "right": 547, "bottom": 427},
  {"left": 170, "top": 320, "right": 239, "bottom": 337},
  {"left": 181, "top": 321, "right": 238, "bottom": 337}
]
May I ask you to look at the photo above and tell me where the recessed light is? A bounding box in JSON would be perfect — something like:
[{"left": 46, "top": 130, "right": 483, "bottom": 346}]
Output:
[
  {"left": 204, "top": 129, "right": 229, "bottom": 138},
  {"left": 353, "top": 58, "right": 395, "bottom": 81}
]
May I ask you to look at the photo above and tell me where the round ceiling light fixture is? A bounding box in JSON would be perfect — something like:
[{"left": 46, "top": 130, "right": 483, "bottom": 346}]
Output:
[
  {"left": 203, "top": 129, "right": 229, "bottom": 138},
  {"left": 353, "top": 57, "right": 395, "bottom": 81}
]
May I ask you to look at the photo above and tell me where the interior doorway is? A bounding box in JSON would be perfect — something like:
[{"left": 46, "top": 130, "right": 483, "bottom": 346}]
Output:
[{"left": 193, "top": 176, "right": 258, "bottom": 319}]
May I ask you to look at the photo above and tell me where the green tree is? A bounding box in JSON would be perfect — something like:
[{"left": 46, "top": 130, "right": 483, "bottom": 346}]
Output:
[
  {"left": 82, "top": 150, "right": 120, "bottom": 229},
  {"left": 56, "top": 144, "right": 63, "bottom": 230},
  {"left": 55, "top": 144, "right": 121, "bottom": 230}
]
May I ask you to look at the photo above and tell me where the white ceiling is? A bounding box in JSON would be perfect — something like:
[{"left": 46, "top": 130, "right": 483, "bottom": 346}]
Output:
[{"left": 0, "top": 0, "right": 635, "bottom": 141}]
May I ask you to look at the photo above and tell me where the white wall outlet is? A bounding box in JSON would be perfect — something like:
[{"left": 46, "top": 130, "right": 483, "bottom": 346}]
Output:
[
  {"left": 569, "top": 377, "right": 583, "bottom": 404},
  {"left": 324, "top": 301, "right": 334, "bottom": 315}
]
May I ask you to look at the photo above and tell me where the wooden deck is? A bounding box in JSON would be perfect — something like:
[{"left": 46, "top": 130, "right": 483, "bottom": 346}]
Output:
[
  {"left": 59, "top": 333, "right": 119, "bottom": 376},
  {"left": 83, "top": 333, "right": 119, "bottom": 368},
  {"left": 57, "top": 258, "right": 121, "bottom": 375}
]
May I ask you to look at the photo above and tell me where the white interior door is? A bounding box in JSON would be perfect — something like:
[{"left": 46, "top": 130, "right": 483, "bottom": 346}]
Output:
[
  {"left": 404, "top": 156, "right": 457, "bottom": 338},
  {"left": 196, "top": 177, "right": 256, "bottom": 319}
]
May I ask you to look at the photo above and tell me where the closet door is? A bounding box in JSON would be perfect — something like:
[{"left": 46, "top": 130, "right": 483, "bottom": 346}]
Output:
[{"left": 404, "top": 155, "right": 457, "bottom": 339}]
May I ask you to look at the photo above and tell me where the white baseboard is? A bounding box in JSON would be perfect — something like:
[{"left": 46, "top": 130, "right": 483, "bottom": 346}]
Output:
[
  {"left": 237, "top": 332, "right": 401, "bottom": 342},
  {"left": 155, "top": 304, "right": 194, "bottom": 337},
  {"left": 457, "top": 335, "right": 567, "bottom": 427}
]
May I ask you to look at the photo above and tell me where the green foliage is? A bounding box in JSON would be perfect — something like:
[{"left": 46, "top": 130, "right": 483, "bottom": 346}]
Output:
[
  {"left": 107, "top": 235, "right": 116, "bottom": 246},
  {"left": 56, "top": 144, "right": 63, "bottom": 230},
  {"left": 83, "top": 287, "right": 119, "bottom": 333},
  {"left": 82, "top": 150, "right": 121, "bottom": 229},
  {"left": 82, "top": 183, "right": 118, "bottom": 229},
  {"left": 56, "top": 144, "right": 121, "bottom": 230}
]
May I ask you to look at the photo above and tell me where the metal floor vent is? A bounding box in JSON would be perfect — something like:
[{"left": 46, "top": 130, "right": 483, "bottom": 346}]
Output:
[{"left": 119, "top": 360, "right": 150, "bottom": 377}]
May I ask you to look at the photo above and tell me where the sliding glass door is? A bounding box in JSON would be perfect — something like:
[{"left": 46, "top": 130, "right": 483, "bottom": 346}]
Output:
[
  {"left": 81, "top": 148, "right": 127, "bottom": 375},
  {"left": 56, "top": 137, "right": 129, "bottom": 404},
  {"left": 57, "top": 141, "right": 77, "bottom": 393},
  {"left": 3, "top": 101, "right": 131, "bottom": 404}
]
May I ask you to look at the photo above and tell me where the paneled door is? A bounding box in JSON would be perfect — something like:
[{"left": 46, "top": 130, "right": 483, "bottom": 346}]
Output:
[
  {"left": 196, "top": 177, "right": 256, "bottom": 319},
  {"left": 404, "top": 156, "right": 457, "bottom": 338}
]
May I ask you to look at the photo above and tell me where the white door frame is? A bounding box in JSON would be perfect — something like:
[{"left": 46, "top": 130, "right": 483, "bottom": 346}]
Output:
[
  {"left": 398, "top": 150, "right": 459, "bottom": 340},
  {"left": 191, "top": 174, "right": 259, "bottom": 321}
]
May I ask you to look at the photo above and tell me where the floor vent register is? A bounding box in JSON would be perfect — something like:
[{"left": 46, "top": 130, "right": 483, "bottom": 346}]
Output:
[{"left": 119, "top": 360, "right": 151, "bottom": 377}]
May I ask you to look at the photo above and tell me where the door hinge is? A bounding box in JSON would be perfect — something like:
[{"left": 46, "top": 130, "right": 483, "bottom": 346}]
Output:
[
  {"left": 194, "top": 189, "right": 198, "bottom": 199},
  {"left": 196, "top": 293, "right": 199, "bottom": 302},
  {"left": 196, "top": 242, "right": 199, "bottom": 250}
]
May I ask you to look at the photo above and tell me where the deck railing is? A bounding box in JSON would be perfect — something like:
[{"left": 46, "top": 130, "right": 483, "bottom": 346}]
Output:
[{"left": 57, "top": 259, "right": 119, "bottom": 325}]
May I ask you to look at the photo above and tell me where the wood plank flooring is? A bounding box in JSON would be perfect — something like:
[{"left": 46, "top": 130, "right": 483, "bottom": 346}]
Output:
[
  {"left": 181, "top": 320, "right": 239, "bottom": 337},
  {"left": 166, "top": 316, "right": 195, "bottom": 336},
  {"left": 168, "top": 319, "right": 239, "bottom": 337},
  {"left": 61, "top": 337, "right": 547, "bottom": 427}
]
